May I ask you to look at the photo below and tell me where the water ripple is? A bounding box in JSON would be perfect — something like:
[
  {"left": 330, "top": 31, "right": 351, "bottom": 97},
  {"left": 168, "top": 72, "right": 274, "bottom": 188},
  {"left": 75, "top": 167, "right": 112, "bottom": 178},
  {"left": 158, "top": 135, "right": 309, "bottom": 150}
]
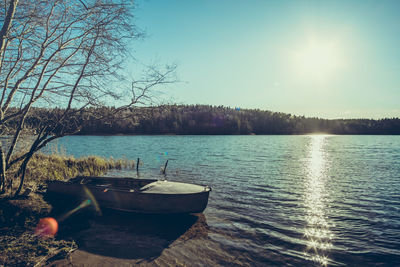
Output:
[{"left": 53, "top": 135, "right": 400, "bottom": 266}]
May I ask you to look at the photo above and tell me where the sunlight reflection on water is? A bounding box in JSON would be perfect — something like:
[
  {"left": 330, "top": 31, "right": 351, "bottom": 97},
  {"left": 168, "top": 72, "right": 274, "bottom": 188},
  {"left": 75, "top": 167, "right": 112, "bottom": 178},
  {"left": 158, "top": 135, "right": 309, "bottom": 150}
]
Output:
[{"left": 303, "top": 135, "right": 334, "bottom": 266}]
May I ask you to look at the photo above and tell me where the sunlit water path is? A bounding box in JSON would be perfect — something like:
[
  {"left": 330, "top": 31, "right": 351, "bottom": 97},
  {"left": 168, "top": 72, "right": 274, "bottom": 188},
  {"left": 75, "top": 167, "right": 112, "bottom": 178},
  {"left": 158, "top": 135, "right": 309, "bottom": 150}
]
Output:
[
  {"left": 50, "top": 135, "right": 400, "bottom": 266},
  {"left": 303, "top": 135, "right": 333, "bottom": 265}
]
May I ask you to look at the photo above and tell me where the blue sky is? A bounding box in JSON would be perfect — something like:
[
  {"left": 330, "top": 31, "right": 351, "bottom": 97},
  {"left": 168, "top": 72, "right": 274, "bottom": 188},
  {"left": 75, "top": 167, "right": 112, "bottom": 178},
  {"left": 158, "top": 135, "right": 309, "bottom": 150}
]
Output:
[{"left": 127, "top": 0, "right": 400, "bottom": 119}]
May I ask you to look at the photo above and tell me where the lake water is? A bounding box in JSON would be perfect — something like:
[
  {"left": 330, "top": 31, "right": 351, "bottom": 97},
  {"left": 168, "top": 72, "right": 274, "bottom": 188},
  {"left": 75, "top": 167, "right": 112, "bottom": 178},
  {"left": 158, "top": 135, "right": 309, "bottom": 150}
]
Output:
[{"left": 51, "top": 135, "right": 400, "bottom": 266}]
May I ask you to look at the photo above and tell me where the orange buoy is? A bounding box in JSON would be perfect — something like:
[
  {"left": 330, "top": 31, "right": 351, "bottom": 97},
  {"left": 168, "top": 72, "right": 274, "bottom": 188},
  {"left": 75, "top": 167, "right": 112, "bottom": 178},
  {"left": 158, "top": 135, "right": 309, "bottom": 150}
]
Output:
[{"left": 35, "top": 217, "right": 58, "bottom": 238}]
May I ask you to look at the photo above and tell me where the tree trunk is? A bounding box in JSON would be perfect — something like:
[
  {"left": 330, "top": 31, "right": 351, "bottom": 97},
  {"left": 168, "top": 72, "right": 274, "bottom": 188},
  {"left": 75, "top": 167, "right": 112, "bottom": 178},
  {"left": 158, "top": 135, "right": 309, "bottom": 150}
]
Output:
[
  {"left": 14, "top": 148, "right": 34, "bottom": 197},
  {"left": 14, "top": 157, "right": 28, "bottom": 197},
  {"left": 0, "top": 146, "right": 6, "bottom": 194},
  {"left": 0, "top": 0, "right": 19, "bottom": 69}
]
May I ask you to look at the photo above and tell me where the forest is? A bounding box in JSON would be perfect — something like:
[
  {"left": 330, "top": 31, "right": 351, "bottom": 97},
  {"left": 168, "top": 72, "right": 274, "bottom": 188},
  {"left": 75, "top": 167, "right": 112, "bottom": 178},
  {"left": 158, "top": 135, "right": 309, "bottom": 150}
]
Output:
[{"left": 11, "top": 105, "right": 400, "bottom": 135}]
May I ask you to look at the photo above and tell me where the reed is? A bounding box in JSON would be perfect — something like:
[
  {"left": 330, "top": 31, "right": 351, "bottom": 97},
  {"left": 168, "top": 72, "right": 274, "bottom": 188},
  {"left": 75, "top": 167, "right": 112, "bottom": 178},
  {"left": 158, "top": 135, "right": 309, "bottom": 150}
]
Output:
[{"left": 4, "top": 153, "right": 135, "bottom": 193}]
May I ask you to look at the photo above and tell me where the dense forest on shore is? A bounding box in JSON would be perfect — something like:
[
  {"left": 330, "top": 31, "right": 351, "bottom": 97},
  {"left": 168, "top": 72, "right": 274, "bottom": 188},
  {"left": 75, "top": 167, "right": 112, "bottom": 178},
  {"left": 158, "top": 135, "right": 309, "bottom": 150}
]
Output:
[{"left": 8, "top": 105, "right": 400, "bottom": 135}]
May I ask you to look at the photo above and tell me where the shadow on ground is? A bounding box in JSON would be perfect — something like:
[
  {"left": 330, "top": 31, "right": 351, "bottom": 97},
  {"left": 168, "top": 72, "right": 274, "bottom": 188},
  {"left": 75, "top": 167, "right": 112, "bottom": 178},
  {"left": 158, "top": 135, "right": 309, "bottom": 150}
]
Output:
[{"left": 54, "top": 209, "right": 209, "bottom": 261}]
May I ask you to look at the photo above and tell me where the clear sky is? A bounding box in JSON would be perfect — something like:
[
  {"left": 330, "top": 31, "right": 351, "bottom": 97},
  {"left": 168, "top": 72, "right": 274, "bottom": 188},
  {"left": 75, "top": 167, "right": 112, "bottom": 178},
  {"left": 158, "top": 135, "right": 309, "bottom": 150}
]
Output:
[{"left": 127, "top": 0, "right": 400, "bottom": 119}]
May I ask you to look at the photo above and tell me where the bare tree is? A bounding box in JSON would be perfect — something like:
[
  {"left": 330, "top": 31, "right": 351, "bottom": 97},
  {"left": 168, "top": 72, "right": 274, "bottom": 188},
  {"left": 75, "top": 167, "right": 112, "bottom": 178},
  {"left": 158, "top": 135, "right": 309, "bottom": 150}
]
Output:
[{"left": 0, "top": 0, "right": 175, "bottom": 196}]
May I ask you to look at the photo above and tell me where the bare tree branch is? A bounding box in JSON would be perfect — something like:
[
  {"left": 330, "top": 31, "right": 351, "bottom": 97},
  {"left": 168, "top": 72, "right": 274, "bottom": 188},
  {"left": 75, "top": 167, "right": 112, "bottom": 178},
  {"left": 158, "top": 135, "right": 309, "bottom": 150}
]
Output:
[{"left": 0, "top": 0, "right": 176, "bottom": 195}]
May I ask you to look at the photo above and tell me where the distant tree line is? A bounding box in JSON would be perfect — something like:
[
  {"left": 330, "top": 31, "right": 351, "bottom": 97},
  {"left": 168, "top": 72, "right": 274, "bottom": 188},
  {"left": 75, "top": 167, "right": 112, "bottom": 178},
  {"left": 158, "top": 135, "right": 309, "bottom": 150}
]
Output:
[{"left": 7, "top": 105, "right": 400, "bottom": 135}]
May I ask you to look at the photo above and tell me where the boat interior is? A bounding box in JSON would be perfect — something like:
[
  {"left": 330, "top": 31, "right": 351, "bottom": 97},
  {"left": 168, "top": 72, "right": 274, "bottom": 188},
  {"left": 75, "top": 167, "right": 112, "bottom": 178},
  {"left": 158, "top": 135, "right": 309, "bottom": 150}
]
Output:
[{"left": 70, "top": 176, "right": 158, "bottom": 191}]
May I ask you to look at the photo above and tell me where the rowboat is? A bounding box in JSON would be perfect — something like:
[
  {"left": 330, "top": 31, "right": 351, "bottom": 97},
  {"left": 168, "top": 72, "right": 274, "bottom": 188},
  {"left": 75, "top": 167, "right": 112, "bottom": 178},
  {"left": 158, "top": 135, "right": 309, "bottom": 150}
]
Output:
[{"left": 46, "top": 176, "right": 211, "bottom": 214}]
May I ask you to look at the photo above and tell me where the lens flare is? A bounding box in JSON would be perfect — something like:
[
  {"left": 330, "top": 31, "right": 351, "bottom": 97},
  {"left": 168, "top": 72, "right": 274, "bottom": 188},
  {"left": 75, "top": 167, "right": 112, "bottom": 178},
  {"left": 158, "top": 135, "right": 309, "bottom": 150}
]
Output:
[
  {"left": 58, "top": 199, "right": 94, "bottom": 222},
  {"left": 35, "top": 189, "right": 102, "bottom": 239},
  {"left": 35, "top": 217, "right": 58, "bottom": 238},
  {"left": 83, "top": 186, "right": 101, "bottom": 215}
]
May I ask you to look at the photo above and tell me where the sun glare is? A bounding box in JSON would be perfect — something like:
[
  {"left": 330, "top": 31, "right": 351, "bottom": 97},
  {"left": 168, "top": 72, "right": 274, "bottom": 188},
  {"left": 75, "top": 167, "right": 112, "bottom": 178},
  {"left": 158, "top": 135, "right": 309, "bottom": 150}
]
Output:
[{"left": 291, "top": 38, "right": 342, "bottom": 83}]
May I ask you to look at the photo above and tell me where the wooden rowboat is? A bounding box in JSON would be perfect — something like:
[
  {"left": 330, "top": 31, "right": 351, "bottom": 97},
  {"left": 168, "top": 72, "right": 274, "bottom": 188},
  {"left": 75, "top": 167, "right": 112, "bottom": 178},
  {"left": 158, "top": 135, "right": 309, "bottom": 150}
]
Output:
[{"left": 46, "top": 176, "right": 211, "bottom": 214}]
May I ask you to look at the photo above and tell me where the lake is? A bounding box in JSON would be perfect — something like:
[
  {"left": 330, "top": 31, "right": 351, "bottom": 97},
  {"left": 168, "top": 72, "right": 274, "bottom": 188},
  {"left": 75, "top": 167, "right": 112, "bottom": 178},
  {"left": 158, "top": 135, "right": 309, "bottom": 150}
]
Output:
[{"left": 50, "top": 135, "right": 400, "bottom": 266}]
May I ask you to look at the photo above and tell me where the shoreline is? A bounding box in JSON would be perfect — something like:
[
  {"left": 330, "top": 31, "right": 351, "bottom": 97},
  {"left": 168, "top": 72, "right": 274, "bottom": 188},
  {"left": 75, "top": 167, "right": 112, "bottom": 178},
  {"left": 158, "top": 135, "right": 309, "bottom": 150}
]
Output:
[{"left": 0, "top": 154, "right": 135, "bottom": 266}]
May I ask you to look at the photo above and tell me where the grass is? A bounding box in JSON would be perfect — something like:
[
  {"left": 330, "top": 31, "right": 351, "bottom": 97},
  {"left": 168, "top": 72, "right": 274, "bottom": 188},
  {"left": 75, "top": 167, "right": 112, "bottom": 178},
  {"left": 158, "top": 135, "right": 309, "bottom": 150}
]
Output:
[{"left": 0, "top": 153, "right": 135, "bottom": 266}]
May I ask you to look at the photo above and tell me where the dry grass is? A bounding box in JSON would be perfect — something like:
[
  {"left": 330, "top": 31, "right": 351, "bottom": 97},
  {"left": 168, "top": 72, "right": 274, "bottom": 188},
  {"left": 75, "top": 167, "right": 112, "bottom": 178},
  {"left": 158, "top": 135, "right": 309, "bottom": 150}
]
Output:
[
  {"left": 4, "top": 153, "right": 135, "bottom": 193},
  {"left": 0, "top": 192, "right": 77, "bottom": 267},
  {"left": 26, "top": 152, "right": 135, "bottom": 180}
]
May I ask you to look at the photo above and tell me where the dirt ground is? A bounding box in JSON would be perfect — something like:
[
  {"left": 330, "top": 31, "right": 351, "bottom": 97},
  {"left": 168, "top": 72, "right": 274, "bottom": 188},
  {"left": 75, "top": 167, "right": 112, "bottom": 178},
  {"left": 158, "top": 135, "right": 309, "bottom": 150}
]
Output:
[{"left": 46, "top": 211, "right": 212, "bottom": 267}]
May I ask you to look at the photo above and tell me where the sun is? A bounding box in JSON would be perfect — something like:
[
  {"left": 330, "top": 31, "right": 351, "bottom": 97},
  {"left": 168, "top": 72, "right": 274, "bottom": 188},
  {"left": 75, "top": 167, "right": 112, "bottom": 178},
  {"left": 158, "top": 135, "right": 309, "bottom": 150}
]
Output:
[{"left": 291, "top": 38, "right": 342, "bottom": 83}]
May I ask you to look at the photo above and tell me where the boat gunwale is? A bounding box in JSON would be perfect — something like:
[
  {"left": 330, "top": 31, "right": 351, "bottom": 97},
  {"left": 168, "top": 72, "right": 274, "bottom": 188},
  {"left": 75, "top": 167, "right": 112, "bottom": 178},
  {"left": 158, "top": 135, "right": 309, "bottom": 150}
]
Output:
[
  {"left": 75, "top": 176, "right": 210, "bottom": 189},
  {"left": 48, "top": 178, "right": 212, "bottom": 196}
]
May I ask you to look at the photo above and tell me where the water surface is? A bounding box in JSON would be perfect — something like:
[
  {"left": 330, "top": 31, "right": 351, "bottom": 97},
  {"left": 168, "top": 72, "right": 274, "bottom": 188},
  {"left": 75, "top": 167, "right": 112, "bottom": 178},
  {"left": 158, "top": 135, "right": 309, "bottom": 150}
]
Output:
[{"left": 51, "top": 135, "right": 400, "bottom": 266}]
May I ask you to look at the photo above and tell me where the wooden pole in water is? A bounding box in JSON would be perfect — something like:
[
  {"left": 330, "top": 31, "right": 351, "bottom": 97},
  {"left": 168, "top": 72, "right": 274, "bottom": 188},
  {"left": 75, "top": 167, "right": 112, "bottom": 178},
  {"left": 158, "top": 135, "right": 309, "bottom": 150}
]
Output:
[
  {"left": 162, "top": 160, "right": 168, "bottom": 175},
  {"left": 136, "top": 158, "right": 140, "bottom": 172}
]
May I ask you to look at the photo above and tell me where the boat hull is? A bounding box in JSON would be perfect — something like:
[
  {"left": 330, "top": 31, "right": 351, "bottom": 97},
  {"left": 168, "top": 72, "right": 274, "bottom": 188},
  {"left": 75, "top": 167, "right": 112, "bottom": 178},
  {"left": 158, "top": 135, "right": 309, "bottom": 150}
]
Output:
[{"left": 46, "top": 178, "right": 210, "bottom": 214}]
